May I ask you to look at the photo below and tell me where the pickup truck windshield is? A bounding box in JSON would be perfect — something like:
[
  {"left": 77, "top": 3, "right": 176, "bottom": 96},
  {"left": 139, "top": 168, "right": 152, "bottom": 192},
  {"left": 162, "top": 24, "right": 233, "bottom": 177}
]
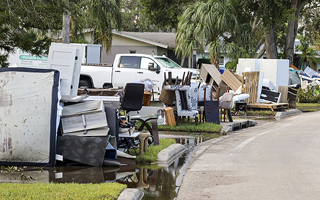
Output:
[{"left": 155, "top": 57, "right": 181, "bottom": 68}]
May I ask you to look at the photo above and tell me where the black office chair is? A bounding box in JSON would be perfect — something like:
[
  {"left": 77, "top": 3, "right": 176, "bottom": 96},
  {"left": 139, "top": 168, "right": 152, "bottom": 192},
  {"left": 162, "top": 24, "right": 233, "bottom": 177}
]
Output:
[
  {"left": 118, "top": 83, "right": 145, "bottom": 154},
  {"left": 121, "top": 83, "right": 145, "bottom": 110},
  {"left": 120, "top": 83, "right": 145, "bottom": 121}
]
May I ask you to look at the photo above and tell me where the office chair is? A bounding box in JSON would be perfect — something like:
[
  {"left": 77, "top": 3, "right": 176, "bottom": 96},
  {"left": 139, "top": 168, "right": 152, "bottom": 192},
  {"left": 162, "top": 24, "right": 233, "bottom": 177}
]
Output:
[
  {"left": 120, "top": 83, "right": 145, "bottom": 121},
  {"left": 118, "top": 83, "right": 145, "bottom": 154}
]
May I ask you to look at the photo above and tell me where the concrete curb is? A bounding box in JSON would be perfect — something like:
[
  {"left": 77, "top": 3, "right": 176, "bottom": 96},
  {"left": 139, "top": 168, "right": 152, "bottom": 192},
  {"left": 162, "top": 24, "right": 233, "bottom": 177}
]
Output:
[
  {"left": 275, "top": 109, "right": 302, "bottom": 120},
  {"left": 118, "top": 188, "right": 144, "bottom": 200},
  {"left": 220, "top": 120, "right": 258, "bottom": 135},
  {"left": 157, "top": 143, "right": 187, "bottom": 164}
]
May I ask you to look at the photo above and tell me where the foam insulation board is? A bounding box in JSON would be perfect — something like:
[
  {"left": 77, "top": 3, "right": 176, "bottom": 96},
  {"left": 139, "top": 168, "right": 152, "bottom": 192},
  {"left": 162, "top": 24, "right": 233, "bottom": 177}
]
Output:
[
  {"left": 237, "top": 59, "right": 261, "bottom": 75},
  {"left": 260, "top": 59, "right": 289, "bottom": 90}
]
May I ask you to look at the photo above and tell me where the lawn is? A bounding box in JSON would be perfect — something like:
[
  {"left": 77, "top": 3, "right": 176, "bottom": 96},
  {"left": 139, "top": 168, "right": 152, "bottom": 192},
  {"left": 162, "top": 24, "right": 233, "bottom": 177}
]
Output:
[
  {"left": 158, "top": 121, "right": 222, "bottom": 133},
  {"left": 296, "top": 103, "right": 320, "bottom": 112},
  {"left": 131, "top": 138, "right": 176, "bottom": 164},
  {"left": 0, "top": 182, "right": 126, "bottom": 200}
]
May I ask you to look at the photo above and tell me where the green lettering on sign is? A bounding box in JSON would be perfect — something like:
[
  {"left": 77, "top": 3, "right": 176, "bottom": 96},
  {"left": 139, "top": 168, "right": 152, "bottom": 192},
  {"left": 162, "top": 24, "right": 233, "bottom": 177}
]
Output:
[{"left": 19, "top": 55, "right": 48, "bottom": 61}]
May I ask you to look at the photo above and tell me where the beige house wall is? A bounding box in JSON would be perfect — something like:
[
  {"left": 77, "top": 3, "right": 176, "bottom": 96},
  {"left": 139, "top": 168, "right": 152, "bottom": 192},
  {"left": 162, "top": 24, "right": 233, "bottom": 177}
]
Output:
[
  {"left": 100, "top": 34, "right": 168, "bottom": 63},
  {"left": 112, "top": 35, "right": 154, "bottom": 46},
  {"left": 82, "top": 32, "right": 182, "bottom": 66},
  {"left": 84, "top": 32, "right": 93, "bottom": 43}
]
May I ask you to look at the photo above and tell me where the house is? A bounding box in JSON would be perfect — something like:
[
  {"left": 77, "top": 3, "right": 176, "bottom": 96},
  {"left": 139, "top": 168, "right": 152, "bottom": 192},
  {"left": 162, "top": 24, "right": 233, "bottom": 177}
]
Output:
[
  {"left": 84, "top": 30, "right": 190, "bottom": 68},
  {"left": 82, "top": 30, "right": 319, "bottom": 72}
]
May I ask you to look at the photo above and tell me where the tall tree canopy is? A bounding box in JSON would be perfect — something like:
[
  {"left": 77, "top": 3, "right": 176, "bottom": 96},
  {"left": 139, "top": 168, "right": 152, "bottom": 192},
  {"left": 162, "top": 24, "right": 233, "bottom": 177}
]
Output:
[
  {"left": 140, "top": 0, "right": 195, "bottom": 30},
  {"left": 66, "top": 0, "right": 121, "bottom": 51},
  {"left": 175, "top": 0, "right": 254, "bottom": 69},
  {"left": 0, "top": 0, "right": 64, "bottom": 67},
  {"left": 176, "top": 0, "right": 320, "bottom": 67},
  {"left": 121, "top": 0, "right": 156, "bottom": 32}
]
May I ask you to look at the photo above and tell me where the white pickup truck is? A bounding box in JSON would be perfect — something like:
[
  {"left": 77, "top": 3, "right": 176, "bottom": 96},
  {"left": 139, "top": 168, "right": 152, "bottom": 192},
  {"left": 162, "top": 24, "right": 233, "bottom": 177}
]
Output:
[{"left": 80, "top": 54, "right": 199, "bottom": 92}]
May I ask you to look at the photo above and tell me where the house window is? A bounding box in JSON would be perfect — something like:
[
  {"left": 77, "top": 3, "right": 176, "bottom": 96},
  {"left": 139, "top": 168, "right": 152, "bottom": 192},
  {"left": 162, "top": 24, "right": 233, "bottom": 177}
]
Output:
[{"left": 219, "top": 56, "right": 224, "bottom": 65}]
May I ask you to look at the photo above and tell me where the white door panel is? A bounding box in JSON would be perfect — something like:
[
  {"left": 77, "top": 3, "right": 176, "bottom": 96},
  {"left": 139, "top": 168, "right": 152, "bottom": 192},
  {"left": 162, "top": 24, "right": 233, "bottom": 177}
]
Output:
[{"left": 47, "top": 44, "right": 83, "bottom": 96}]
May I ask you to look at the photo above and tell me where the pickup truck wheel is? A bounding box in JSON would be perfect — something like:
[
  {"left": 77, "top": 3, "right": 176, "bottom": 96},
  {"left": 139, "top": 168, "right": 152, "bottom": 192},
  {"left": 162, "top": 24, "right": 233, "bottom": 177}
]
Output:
[{"left": 79, "top": 80, "right": 92, "bottom": 88}]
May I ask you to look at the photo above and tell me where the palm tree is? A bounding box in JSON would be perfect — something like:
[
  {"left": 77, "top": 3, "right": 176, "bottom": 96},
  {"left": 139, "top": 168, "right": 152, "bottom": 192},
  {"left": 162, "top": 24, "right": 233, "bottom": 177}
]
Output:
[
  {"left": 63, "top": 0, "right": 121, "bottom": 52},
  {"left": 296, "top": 35, "right": 320, "bottom": 70},
  {"left": 175, "top": 0, "right": 252, "bottom": 70}
]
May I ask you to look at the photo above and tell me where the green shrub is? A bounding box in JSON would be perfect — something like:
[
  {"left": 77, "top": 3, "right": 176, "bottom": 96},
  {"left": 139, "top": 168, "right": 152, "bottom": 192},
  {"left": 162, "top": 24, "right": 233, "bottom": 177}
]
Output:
[
  {"left": 197, "top": 57, "right": 211, "bottom": 68},
  {"left": 298, "top": 85, "right": 320, "bottom": 103}
]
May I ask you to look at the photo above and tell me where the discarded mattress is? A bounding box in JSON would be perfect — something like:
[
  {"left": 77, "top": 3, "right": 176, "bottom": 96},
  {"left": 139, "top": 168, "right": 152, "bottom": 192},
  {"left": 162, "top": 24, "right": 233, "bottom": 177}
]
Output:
[{"left": 0, "top": 67, "right": 60, "bottom": 166}]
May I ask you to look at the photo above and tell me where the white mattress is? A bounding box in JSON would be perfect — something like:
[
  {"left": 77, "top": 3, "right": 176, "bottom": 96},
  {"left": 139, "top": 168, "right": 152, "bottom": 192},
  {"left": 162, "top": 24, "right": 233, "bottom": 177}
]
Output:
[{"left": 0, "top": 68, "right": 59, "bottom": 166}]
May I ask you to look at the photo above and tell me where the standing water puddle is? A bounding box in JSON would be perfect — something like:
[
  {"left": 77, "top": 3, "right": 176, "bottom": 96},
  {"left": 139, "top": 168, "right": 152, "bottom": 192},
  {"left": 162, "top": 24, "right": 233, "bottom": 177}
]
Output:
[{"left": 0, "top": 136, "right": 208, "bottom": 200}]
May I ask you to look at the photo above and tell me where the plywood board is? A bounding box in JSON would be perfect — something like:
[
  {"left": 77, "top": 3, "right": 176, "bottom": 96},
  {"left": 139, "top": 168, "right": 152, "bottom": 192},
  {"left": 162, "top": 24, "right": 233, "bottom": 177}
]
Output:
[
  {"left": 242, "top": 71, "right": 260, "bottom": 103},
  {"left": 247, "top": 103, "right": 288, "bottom": 111},
  {"left": 278, "top": 86, "right": 288, "bottom": 103},
  {"left": 220, "top": 69, "right": 242, "bottom": 91},
  {"left": 164, "top": 107, "right": 176, "bottom": 126},
  {"left": 200, "top": 64, "right": 226, "bottom": 98}
]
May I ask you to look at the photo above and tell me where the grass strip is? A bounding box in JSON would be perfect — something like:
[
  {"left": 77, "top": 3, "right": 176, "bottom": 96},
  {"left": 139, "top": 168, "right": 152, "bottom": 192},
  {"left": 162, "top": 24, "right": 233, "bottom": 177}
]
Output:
[
  {"left": 245, "top": 110, "right": 276, "bottom": 116},
  {"left": 296, "top": 103, "right": 320, "bottom": 112},
  {"left": 132, "top": 138, "right": 176, "bottom": 165},
  {"left": 158, "top": 122, "right": 222, "bottom": 133},
  {"left": 296, "top": 103, "right": 320, "bottom": 107},
  {"left": 0, "top": 182, "right": 126, "bottom": 200}
]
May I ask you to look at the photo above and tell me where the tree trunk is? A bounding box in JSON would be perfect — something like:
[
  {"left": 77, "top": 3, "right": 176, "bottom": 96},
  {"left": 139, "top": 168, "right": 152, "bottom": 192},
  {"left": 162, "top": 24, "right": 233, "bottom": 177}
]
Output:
[
  {"left": 284, "top": 0, "right": 308, "bottom": 65},
  {"left": 211, "top": 57, "right": 220, "bottom": 70},
  {"left": 255, "top": 44, "right": 266, "bottom": 58},
  {"left": 62, "top": 10, "right": 70, "bottom": 44},
  {"left": 264, "top": 23, "right": 278, "bottom": 59}
]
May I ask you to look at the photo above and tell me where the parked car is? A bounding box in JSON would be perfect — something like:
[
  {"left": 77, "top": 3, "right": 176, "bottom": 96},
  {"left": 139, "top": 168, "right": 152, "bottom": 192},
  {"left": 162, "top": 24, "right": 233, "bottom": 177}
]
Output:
[{"left": 80, "top": 54, "right": 199, "bottom": 92}]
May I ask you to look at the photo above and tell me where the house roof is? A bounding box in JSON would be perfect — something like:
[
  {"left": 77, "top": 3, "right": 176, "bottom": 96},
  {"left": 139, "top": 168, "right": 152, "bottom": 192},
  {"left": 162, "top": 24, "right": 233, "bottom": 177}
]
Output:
[{"left": 112, "top": 31, "right": 176, "bottom": 49}]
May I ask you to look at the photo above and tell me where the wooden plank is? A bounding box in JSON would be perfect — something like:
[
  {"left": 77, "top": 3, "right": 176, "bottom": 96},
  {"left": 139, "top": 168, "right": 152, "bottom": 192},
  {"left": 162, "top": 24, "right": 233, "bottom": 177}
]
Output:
[
  {"left": 164, "top": 107, "right": 176, "bottom": 126},
  {"left": 220, "top": 69, "right": 242, "bottom": 91},
  {"left": 242, "top": 71, "right": 260, "bottom": 104},
  {"left": 278, "top": 86, "right": 288, "bottom": 103},
  {"left": 247, "top": 103, "right": 289, "bottom": 111},
  {"left": 235, "top": 74, "right": 243, "bottom": 82},
  {"left": 200, "top": 64, "right": 226, "bottom": 98}
]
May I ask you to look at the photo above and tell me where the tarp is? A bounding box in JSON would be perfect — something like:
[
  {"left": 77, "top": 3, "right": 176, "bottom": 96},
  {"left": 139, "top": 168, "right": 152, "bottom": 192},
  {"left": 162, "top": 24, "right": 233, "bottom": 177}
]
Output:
[
  {"left": 0, "top": 67, "right": 60, "bottom": 166},
  {"left": 289, "top": 70, "right": 301, "bottom": 86}
]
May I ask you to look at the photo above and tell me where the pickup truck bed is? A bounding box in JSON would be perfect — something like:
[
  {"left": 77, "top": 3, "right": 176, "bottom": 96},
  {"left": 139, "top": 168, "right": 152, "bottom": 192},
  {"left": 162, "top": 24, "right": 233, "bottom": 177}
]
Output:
[{"left": 80, "top": 63, "right": 113, "bottom": 88}]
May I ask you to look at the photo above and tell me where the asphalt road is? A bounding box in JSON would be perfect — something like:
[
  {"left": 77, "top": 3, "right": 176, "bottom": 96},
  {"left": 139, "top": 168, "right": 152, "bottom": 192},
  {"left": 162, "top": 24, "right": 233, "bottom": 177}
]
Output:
[{"left": 177, "top": 111, "right": 320, "bottom": 200}]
